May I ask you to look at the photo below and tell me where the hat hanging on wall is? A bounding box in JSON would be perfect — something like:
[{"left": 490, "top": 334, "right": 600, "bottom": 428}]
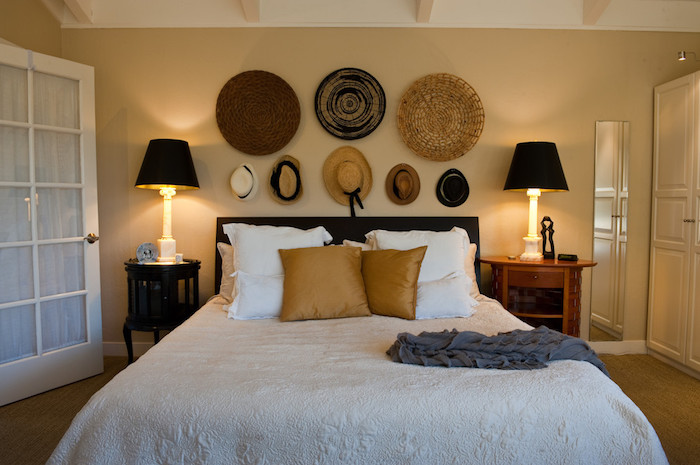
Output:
[
  {"left": 230, "top": 163, "right": 258, "bottom": 201},
  {"left": 315, "top": 67, "right": 386, "bottom": 140},
  {"left": 436, "top": 168, "right": 470, "bottom": 207},
  {"left": 269, "top": 155, "right": 303, "bottom": 204},
  {"left": 323, "top": 146, "right": 373, "bottom": 217},
  {"left": 385, "top": 163, "right": 420, "bottom": 205},
  {"left": 397, "top": 73, "right": 484, "bottom": 161},
  {"left": 216, "top": 70, "right": 300, "bottom": 155}
]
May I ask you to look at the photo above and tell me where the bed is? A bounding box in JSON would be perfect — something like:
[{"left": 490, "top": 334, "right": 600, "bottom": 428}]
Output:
[{"left": 48, "top": 216, "right": 668, "bottom": 465}]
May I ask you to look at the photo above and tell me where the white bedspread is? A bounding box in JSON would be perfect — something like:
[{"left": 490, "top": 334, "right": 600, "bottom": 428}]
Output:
[{"left": 49, "top": 296, "right": 668, "bottom": 465}]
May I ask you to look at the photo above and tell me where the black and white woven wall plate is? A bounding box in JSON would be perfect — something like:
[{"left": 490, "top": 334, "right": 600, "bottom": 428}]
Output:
[{"left": 314, "top": 68, "right": 386, "bottom": 140}]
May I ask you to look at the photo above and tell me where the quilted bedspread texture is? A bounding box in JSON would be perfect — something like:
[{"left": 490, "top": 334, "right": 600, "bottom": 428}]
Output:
[{"left": 48, "top": 296, "right": 668, "bottom": 465}]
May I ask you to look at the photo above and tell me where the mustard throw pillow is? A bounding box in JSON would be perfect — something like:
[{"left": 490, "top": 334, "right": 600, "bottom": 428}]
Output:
[
  {"left": 279, "top": 246, "right": 371, "bottom": 321},
  {"left": 361, "top": 246, "right": 427, "bottom": 319}
]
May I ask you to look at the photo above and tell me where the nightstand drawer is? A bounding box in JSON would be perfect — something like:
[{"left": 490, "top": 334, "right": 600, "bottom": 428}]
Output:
[{"left": 509, "top": 270, "right": 563, "bottom": 288}]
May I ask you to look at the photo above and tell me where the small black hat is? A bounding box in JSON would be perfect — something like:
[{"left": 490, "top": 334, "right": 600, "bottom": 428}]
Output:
[{"left": 436, "top": 168, "right": 469, "bottom": 207}]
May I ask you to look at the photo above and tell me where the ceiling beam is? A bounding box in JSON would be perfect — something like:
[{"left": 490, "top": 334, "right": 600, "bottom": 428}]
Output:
[
  {"left": 63, "top": 0, "right": 93, "bottom": 24},
  {"left": 583, "top": 0, "right": 611, "bottom": 25},
  {"left": 416, "top": 0, "right": 435, "bottom": 23},
  {"left": 240, "top": 0, "right": 260, "bottom": 22}
]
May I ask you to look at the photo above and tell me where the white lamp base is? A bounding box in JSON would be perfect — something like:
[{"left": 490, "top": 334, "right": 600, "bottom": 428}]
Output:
[
  {"left": 520, "top": 235, "right": 543, "bottom": 261},
  {"left": 157, "top": 238, "right": 176, "bottom": 262}
]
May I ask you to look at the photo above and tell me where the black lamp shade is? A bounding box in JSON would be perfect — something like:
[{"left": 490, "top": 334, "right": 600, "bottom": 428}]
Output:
[
  {"left": 135, "top": 139, "right": 199, "bottom": 190},
  {"left": 503, "top": 141, "right": 568, "bottom": 192}
]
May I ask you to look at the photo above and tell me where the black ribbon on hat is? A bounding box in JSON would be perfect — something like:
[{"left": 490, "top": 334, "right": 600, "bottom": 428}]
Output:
[
  {"left": 344, "top": 188, "right": 364, "bottom": 217},
  {"left": 238, "top": 165, "right": 254, "bottom": 199}
]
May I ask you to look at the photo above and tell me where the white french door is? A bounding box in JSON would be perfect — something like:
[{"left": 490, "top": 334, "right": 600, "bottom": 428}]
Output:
[{"left": 0, "top": 43, "right": 102, "bottom": 406}]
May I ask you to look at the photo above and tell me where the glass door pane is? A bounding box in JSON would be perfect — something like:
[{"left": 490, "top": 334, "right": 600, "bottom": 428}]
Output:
[
  {"left": 38, "top": 243, "right": 84, "bottom": 297},
  {"left": 33, "top": 72, "right": 79, "bottom": 129},
  {"left": 41, "top": 296, "right": 86, "bottom": 352},
  {"left": 0, "top": 187, "right": 32, "bottom": 243},
  {"left": 0, "top": 64, "right": 28, "bottom": 122},
  {"left": 0, "top": 305, "right": 36, "bottom": 363},
  {"left": 0, "top": 126, "right": 29, "bottom": 182},
  {"left": 0, "top": 246, "right": 33, "bottom": 304},
  {"left": 34, "top": 131, "right": 81, "bottom": 183},
  {"left": 36, "top": 188, "right": 83, "bottom": 240}
]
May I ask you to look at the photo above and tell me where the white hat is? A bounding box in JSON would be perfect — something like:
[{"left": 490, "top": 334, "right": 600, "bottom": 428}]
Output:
[{"left": 230, "top": 163, "right": 258, "bottom": 201}]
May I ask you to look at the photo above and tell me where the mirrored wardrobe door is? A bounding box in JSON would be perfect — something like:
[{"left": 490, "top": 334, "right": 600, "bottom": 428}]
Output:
[{"left": 591, "top": 121, "right": 629, "bottom": 341}]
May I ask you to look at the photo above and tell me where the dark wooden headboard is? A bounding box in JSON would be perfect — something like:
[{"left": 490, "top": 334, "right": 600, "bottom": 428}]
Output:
[{"left": 215, "top": 216, "right": 480, "bottom": 292}]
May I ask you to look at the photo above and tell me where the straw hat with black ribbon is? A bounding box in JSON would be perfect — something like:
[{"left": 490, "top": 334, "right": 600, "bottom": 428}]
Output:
[
  {"left": 323, "top": 146, "right": 372, "bottom": 217},
  {"left": 269, "top": 155, "right": 303, "bottom": 204},
  {"left": 385, "top": 163, "right": 420, "bottom": 205},
  {"left": 230, "top": 163, "right": 258, "bottom": 201},
  {"left": 436, "top": 168, "right": 470, "bottom": 207}
]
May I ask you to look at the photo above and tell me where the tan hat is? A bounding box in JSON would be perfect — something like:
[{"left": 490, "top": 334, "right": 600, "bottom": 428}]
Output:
[
  {"left": 323, "top": 146, "right": 372, "bottom": 216},
  {"left": 269, "top": 155, "right": 302, "bottom": 204},
  {"left": 385, "top": 163, "right": 420, "bottom": 205}
]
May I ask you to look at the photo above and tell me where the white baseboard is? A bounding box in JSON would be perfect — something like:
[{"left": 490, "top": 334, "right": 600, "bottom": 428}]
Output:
[
  {"left": 103, "top": 341, "right": 154, "bottom": 358},
  {"left": 589, "top": 340, "right": 648, "bottom": 355}
]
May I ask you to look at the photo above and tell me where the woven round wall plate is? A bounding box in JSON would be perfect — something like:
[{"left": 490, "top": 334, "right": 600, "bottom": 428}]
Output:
[
  {"left": 315, "top": 68, "right": 386, "bottom": 140},
  {"left": 216, "top": 70, "right": 300, "bottom": 156},
  {"left": 397, "top": 73, "right": 484, "bottom": 161}
]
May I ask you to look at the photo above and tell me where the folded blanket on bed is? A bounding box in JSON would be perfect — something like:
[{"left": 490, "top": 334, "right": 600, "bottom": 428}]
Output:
[{"left": 387, "top": 325, "right": 609, "bottom": 376}]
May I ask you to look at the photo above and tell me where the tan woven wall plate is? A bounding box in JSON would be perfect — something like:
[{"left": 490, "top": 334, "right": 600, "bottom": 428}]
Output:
[
  {"left": 216, "top": 70, "right": 300, "bottom": 156},
  {"left": 397, "top": 73, "right": 485, "bottom": 161}
]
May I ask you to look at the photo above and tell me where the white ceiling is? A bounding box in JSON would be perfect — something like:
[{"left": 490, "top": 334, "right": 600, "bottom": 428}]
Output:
[{"left": 42, "top": 0, "right": 700, "bottom": 32}]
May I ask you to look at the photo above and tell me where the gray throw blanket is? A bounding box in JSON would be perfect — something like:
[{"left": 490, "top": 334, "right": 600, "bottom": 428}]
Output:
[{"left": 387, "top": 325, "right": 609, "bottom": 377}]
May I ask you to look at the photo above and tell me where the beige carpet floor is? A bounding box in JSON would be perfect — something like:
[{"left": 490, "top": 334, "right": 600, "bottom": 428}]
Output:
[
  {"left": 1, "top": 354, "right": 698, "bottom": 464},
  {"left": 600, "top": 354, "right": 700, "bottom": 465}
]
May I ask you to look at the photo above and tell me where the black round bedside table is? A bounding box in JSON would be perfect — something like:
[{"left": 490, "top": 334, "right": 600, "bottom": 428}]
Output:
[{"left": 123, "top": 259, "right": 201, "bottom": 363}]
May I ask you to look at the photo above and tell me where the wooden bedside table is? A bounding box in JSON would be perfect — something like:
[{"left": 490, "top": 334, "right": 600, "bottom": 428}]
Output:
[
  {"left": 479, "top": 256, "right": 596, "bottom": 337},
  {"left": 123, "top": 259, "right": 201, "bottom": 363}
]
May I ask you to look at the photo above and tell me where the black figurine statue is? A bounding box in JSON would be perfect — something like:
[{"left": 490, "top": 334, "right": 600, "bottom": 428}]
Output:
[{"left": 541, "top": 216, "right": 555, "bottom": 259}]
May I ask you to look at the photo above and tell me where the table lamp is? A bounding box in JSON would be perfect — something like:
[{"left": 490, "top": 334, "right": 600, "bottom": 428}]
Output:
[
  {"left": 503, "top": 141, "right": 568, "bottom": 261},
  {"left": 135, "top": 139, "right": 199, "bottom": 262}
]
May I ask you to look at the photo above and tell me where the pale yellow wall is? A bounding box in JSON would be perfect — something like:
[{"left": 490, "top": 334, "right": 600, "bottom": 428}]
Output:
[
  {"left": 0, "top": 0, "right": 62, "bottom": 56},
  {"left": 58, "top": 27, "right": 700, "bottom": 345}
]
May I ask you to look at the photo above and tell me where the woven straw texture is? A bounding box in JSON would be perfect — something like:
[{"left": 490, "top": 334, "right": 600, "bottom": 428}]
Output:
[
  {"left": 315, "top": 68, "right": 386, "bottom": 140},
  {"left": 216, "top": 70, "right": 300, "bottom": 156},
  {"left": 397, "top": 73, "right": 484, "bottom": 161}
]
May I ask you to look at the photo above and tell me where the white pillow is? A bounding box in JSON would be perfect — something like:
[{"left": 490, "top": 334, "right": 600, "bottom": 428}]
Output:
[
  {"left": 222, "top": 223, "right": 333, "bottom": 276},
  {"left": 465, "top": 243, "right": 480, "bottom": 297},
  {"left": 227, "top": 271, "right": 284, "bottom": 320},
  {"left": 342, "top": 239, "right": 371, "bottom": 251},
  {"left": 216, "top": 242, "right": 235, "bottom": 304},
  {"left": 365, "top": 227, "right": 468, "bottom": 282},
  {"left": 415, "top": 273, "right": 477, "bottom": 319}
]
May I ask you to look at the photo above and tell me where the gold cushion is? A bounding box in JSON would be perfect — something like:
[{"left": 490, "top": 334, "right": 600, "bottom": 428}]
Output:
[
  {"left": 361, "top": 246, "right": 427, "bottom": 319},
  {"left": 279, "top": 246, "right": 371, "bottom": 321}
]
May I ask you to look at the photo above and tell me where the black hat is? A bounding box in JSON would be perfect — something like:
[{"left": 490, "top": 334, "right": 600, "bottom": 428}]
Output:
[{"left": 436, "top": 168, "right": 469, "bottom": 207}]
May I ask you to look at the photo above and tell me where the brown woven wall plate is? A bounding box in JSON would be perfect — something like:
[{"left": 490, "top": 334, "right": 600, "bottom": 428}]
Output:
[
  {"left": 397, "top": 73, "right": 485, "bottom": 161},
  {"left": 216, "top": 70, "right": 301, "bottom": 156}
]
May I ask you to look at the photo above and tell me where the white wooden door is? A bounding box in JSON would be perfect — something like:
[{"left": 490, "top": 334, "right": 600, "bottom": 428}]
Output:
[
  {"left": 647, "top": 73, "right": 696, "bottom": 362},
  {"left": 688, "top": 73, "right": 700, "bottom": 373},
  {"left": 0, "top": 44, "right": 102, "bottom": 406},
  {"left": 592, "top": 121, "right": 627, "bottom": 339}
]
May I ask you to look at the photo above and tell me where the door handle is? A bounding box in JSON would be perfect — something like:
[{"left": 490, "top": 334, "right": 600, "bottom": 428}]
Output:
[
  {"left": 683, "top": 219, "right": 696, "bottom": 223},
  {"left": 84, "top": 233, "right": 99, "bottom": 244}
]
